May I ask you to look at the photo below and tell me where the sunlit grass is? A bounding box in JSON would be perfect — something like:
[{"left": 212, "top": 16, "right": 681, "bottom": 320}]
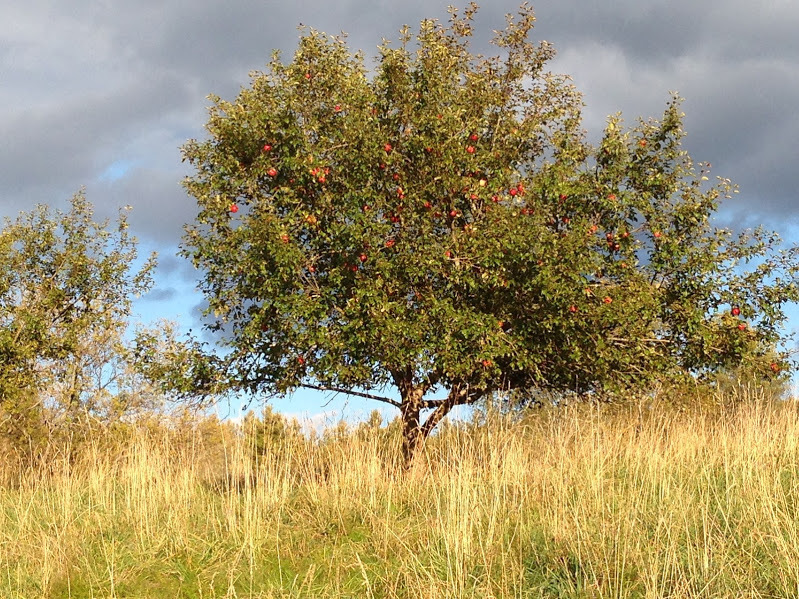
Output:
[{"left": 3, "top": 392, "right": 799, "bottom": 597}]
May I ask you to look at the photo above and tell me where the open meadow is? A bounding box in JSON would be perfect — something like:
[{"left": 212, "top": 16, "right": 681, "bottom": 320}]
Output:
[{"left": 3, "top": 392, "right": 799, "bottom": 598}]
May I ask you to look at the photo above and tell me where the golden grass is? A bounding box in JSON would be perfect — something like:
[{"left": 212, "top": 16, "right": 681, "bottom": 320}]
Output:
[{"left": 3, "top": 395, "right": 799, "bottom": 597}]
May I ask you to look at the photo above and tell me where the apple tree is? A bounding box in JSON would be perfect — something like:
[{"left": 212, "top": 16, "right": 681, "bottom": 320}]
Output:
[{"left": 179, "top": 4, "right": 799, "bottom": 461}]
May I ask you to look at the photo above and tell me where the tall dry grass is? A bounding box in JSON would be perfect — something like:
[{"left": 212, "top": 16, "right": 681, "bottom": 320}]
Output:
[{"left": 3, "top": 393, "right": 799, "bottom": 598}]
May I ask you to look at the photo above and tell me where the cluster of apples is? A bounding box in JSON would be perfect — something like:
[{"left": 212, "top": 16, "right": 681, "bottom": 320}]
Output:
[
  {"left": 228, "top": 142, "right": 280, "bottom": 215},
  {"left": 568, "top": 293, "right": 613, "bottom": 315},
  {"left": 465, "top": 133, "right": 478, "bottom": 154},
  {"left": 729, "top": 305, "right": 780, "bottom": 373},
  {"left": 731, "top": 305, "right": 747, "bottom": 331}
]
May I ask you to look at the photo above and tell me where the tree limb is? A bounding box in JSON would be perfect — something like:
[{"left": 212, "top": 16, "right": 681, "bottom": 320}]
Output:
[
  {"left": 300, "top": 383, "right": 401, "bottom": 408},
  {"left": 419, "top": 392, "right": 478, "bottom": 409},
  {"left": 421, "top": 385, "right": 483, "bottom": 439}
]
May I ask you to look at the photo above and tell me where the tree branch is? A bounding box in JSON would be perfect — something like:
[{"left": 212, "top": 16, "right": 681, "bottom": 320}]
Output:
[
  {"left": 420, "top": 386, "right": 483, "bottom": 439},
  {"left": 300, "top": 383, "right": 401, "bottom": 408},
  {"left": 419, "top": 393, "right": 477, "bottom": 409}
]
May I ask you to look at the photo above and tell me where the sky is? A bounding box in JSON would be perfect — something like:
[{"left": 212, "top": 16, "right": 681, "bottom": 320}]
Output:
[{"left": 2, "top": 0, "right": 798, "bottom": 425}]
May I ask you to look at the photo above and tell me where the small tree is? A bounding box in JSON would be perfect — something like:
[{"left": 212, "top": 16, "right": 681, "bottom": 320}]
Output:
[
  {"left": 180, "top": 4, "right": 799, "bottom": 462},
  {"left": 0, "top": 192, "right": 157, "bottom": 453}
]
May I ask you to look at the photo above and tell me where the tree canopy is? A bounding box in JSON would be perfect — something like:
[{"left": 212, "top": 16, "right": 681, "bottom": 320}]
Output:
[
  {"left": 178, "top": 4, "right": 799, "bottom": 460},
  {"left": 0, "top": 193, "right": 157, "bottom": 451}
]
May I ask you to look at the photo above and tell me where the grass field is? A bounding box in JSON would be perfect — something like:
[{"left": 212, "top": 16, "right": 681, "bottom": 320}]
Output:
[{"left": 3, "top": 393, "right": 799, "bottom": 598}]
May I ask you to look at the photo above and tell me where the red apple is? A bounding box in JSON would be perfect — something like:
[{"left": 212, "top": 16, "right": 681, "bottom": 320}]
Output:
[
  {"left": 481, "top": 359, "right": 491, "bottom": 367},
  {"left": 362, "top": 204, "right": 370, "bottom": 212},
  {"left": 280, "top": 234, "right": 289, "bottom": 243},
  {"left": 653, "top": 231, "right": 662, "bottom": 238},
  {"left": 267, "top": 167, "right": 277, "bottom": 177},
  {"left": 423, "top": 201, "right": 432, "bottom": 209},
  {"left": 263, "top": 144, "right": 272, "bottom": 152},
  {"left": 608, "top": 194, "right": 617, "bottom": 201},
  {"left": 393, "top": 173, "right": 400, "bottom": 181},
  {"left": 470, "top": 133, "right": 479, "bottom": 141},
  {"left": 449, "top": 209, "right": 458, "bottom": 218},
  {"left": 425, "top": 147, "right": 433, "bottom": 153},
  {"left": 444, "top": 250, "right": 452, "bottom": 259},
  {"left": 466, "top": 145, "right": 476, "bottom": 154},
  {"left": 603, "top": 296, "right": 612, "bottom": 304},
  {"left": 334, "top": 104, "right": 341, "bottom": 112},
  {"left": 385, "top": 239, "right": 395, "bottom": 248},
  {"left": 305, "top": 73, "right": 311, "bottom": 80},
  {"left": 359, "top": 253, "right": 368, "bottom": 262},
  {"left": 509, "top": 188, "right": 518, "bottom": 196},
  {"left": 569, "top": 305, "right": 578, "bottom": 313},
  {"left": 297, "top": 356, "right": 305, "bottom": 365},
  {"left": 771, "top": 362, "right": 780, "bottom": 373},
  {"left": 559, "top": 194, "right": 568, "bottom": 201},
  {"left": 384, "top": 143, "right": 393, "bottom": 153},
  {"left": 492, "top": 195, "right": 500, "bottom": 203},
  {"left": 738, "top": 323, "right": 747, "bottom": 331},
  {"left": 229, "top": 204, "right": 238, "bottom": 213},
  {"left": 731, "top": 306, "right": 741, "bottom": 316}
]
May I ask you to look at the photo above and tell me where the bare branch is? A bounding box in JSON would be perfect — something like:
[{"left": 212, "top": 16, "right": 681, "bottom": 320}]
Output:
[
  {"left": 420, "top": 393, "right": 477, "bottom": 409},
  {"left": 300, "top": 384, "right": 401, "bottom": 408},
  {"left": 421, "top": 386, "right": 483, "bottom": 439}
]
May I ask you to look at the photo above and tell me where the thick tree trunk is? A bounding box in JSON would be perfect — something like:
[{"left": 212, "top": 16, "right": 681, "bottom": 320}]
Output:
[{"left": 400, "top": 384, "right": 425, "bottom": 466}]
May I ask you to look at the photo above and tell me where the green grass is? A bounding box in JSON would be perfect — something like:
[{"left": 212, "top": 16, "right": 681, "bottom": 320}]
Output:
[{"left": 4, "top": 396, "right": 799, "bottom": 597}]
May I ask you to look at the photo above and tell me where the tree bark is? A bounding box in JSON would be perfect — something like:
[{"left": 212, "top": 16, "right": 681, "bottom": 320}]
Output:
[{"left": 399, "top": 383, "right": 425, "bottom": 466}]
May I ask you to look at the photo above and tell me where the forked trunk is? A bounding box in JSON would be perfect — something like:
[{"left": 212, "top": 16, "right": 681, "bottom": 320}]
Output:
[{"left": 395, "top": 373, "right": 478, "bottom": 467}]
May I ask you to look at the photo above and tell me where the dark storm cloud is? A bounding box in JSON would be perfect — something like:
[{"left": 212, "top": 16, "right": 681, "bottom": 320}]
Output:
[
  {"left": 157, "top": 252, "right": 197, "bottom": 279},
  {"left": 141, "top": 287, "right": 177, "bottom": 303},
  {"left": 531, "top": 0, "right": 799, "bottom": 227},
  {"left": 534, "top": 0, "right": 799, "bottom": 66},
  {"left": 90, "top": 165, "right": 195, "bottom": 243}
]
